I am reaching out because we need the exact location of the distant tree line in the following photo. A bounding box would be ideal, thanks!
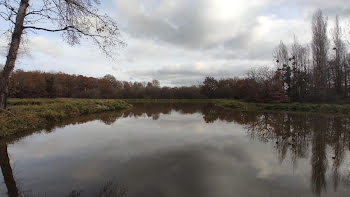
[4,70,203,99]
[1,10,349,103]
[0,68,293,102]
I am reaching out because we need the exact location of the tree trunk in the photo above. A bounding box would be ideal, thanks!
[0,0,29,109]
[0,143,19,197]
[345,63,348,98]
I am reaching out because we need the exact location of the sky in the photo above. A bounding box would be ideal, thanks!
[0,0,350,86]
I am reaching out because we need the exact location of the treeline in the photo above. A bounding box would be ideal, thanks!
[2,10,350,103]
[3,69,290,102]
[6,70,203,99]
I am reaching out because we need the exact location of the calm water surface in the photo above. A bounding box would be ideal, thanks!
[1,103,350,197]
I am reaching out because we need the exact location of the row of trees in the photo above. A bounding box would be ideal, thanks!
[6,70,203,99]
[273,10,350,102]
[200,72,289,103]
[3,69,290,102]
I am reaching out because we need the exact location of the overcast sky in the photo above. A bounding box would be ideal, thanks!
[0,0,350,86]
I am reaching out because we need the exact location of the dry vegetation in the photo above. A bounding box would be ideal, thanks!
[0,98,131,137]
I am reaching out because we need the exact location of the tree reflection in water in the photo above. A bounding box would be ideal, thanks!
[0,143,128,197]
[0,142,128,197]
[1,103,350,196]
[126,104,350,196]
[0,142,18,197]
[198,106,350,197]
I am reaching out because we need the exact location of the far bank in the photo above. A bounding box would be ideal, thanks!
[125,99,350,115]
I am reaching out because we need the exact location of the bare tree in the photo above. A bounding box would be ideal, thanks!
[0,0,125,109]
[273,41,289,69]
[331,15,346,96]
[274,41,292,96]
[290,36,311,101]
[246,66,275,83]
[345,54,350,97]
[152,79,160,88]
[311,9,329,100]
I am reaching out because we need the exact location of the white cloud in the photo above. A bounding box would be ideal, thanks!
[29,36,63,57]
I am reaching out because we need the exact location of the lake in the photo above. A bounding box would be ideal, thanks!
[1,103,350,197]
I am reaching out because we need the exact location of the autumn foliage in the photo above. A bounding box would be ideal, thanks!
[1,69,291,103]
[5,70,203,100]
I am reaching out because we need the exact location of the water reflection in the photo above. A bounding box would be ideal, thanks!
[0,143,19,197]
[1,103,350,196]
[239,112,350,197]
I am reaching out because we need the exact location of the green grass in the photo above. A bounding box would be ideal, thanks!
[123,99,217,104]
[0,98,131,138]
[124,99,350,115]
[216,100,350,115]
[122,99,350,115]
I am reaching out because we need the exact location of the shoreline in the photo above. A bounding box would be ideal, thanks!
[125,99,350,115]
[2,98,350,138]
[216,100,350,115]
[0,98,131,138]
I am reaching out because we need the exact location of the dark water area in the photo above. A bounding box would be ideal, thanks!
[1,103,350,197]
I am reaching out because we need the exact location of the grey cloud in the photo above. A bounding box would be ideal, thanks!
[114,0,268,49]
[114,0,350,52]
[115,0,201,47]
[127,61,261,86]
[293,0,350,11]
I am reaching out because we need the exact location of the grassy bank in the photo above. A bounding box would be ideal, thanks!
[124,99,350,115]
[216,100,350,115]
[123,99,216,104]
[0,98,131,138]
